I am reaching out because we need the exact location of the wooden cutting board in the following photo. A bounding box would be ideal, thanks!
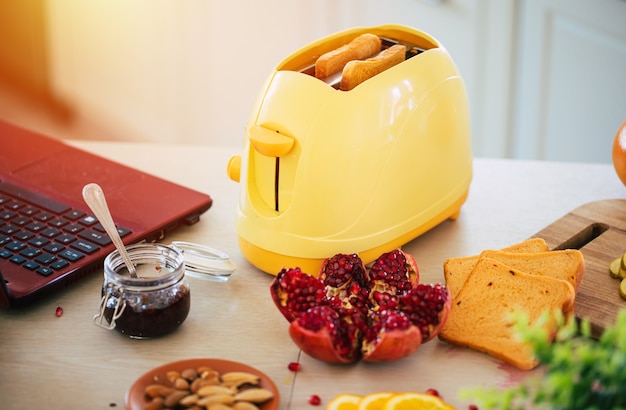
[530,199,626,338]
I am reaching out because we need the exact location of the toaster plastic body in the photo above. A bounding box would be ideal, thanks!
[227,24,473,275]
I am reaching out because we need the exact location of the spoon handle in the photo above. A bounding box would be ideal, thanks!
[82,183,137,278]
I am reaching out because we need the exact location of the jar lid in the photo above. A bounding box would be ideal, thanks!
[172,241,236,282]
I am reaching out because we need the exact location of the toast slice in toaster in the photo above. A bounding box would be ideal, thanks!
[340,44,406,91]
[314,33,382,79]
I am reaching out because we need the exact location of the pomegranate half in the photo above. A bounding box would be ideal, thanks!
[270,249,451,363]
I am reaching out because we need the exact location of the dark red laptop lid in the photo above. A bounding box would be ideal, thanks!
[0,119,213,306]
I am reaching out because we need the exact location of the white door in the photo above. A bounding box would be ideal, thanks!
[511,0,626,163]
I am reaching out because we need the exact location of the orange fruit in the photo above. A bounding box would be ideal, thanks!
[383,392,455,410]
[612,121,626,186]
[358,392,394,410]
[326,394,362,410]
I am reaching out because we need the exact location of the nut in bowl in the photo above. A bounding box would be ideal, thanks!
[125,358,279,410]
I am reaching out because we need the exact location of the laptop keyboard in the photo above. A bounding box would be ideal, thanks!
[0,181,131,277]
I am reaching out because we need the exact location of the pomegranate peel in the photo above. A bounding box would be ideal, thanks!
[361,310,423,362]
[288,306,360,364]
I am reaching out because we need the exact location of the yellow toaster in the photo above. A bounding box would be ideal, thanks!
[227,24,472,275]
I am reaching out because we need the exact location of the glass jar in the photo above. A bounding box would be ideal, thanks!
[94,243,191,338]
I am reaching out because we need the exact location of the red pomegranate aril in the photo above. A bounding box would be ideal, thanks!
[308,394,322,405]
[344,282,369,309]
[271,267,327,322]
[300,306,337,332]
[400,283,450,342]
[288,362,301,372]
[370,290,399,311]
[425,388,440,397]
[319,253,367,298]
[55,306,63,317]
[366,311,402,339]
[367,249,419,295]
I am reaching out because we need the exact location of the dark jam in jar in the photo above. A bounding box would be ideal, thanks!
[103,283,190,338]
[96,244,191,338]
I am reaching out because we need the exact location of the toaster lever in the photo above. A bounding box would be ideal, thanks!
[249,125,294,157]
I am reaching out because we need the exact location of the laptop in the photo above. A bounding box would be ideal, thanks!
[0,119,213,307]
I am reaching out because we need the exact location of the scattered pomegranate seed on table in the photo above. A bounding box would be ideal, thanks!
[55,306,63,317]
[425,388,440,397]
[288,362,301,372]
[308,394,322,405]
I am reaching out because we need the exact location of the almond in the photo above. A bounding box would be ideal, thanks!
[221,371,260,388]
[234,388,274,403]
[233,402,260,410]
[181,368,198,381]
[144,384,163,398]
[157,386,175,397]
[164,390,188,408]
[174,377,190,390]
[179,393,199,407]
[166,370,180,382]
[196,393,235,406]
[197,385,235,397]
[144,397,164,410]
[210,404,237,410]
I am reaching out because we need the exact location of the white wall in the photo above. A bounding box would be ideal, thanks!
[45,1,349,146]
[45,0,495,149]
[40,0,626,163]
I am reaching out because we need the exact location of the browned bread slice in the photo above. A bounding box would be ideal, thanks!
[339,44,406,91]
[438,257,575,370]
[444,238,550,298]
[314,33,382,79]
[479,249,585,291]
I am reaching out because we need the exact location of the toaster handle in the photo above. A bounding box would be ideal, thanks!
[249,125,294,157]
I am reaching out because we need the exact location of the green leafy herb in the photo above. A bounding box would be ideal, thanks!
[461,309,626,410]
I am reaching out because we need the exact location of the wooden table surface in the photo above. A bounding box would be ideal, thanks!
[0,140,624,410]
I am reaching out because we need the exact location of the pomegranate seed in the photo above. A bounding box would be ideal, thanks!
[308,394,322,405]
[288,362,301,372]
[55,306,63,317]
[425,388,440,397]
[468,405,479,410]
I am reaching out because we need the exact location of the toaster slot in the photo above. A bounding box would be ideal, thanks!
[257,155,292,213]
[300,37,426,89]
[247,125,296,214]
[274,157,280,212]
[381,37,426,59]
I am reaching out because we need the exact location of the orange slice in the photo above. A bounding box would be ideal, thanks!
[358,392,394,410]
[326,393,362,410]
[384,392,455,410]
